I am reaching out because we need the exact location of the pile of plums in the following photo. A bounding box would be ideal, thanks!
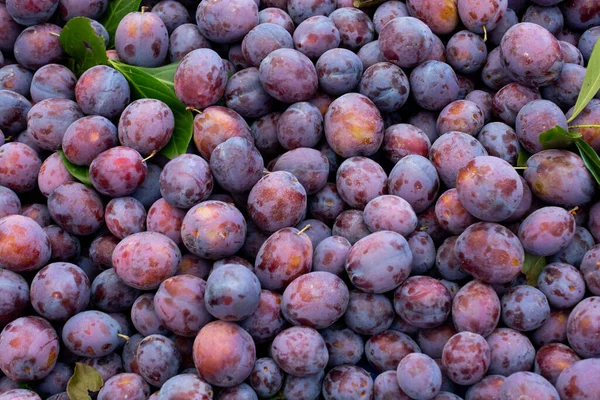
[0,0,599,399]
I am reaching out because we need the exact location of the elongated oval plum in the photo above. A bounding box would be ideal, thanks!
[255,227,312,291]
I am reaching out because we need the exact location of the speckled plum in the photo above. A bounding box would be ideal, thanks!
[321,327,363,368]
[322,365,373,400]
[379,17,434,68]
[239,290,286,344]
[47,182,104,236]
[458,0,506,33]
[104,197,146,239]
[174,49,227,110]
[247,171,307,234]
[293,16,340,59]
[441,332,490,385]
[224,67,275,119]
[519,207,576,257]
[192,106,253,160]
[516,99,568,154]
[524,150,596,207]
[62,116,118,166]
[259,48,318,103]
[13,24,63,70]
[193,321,256,386]
[452,280,500,337]
[159,154,213,209]
[75,65,130,119]
[154,274,212,336]
[112,231,181,290]
[0,316,59,381]
[271,326,328,377]
[365,330,420,372]
[359,62,410,113]
[115,11,168,67]
[282,271,348,329]
[486,328,536,376]
[500,22,564,87]
[431,131,488,188]
[329,7,375,50]
[363,195,417,236]
[242,23,293,67]
[0,142,40,193]
[437,100,485,136]
[254,227,312,291]
[324,92,384,158]
[566,296,600,358]
[555,358,600,400]
[534,343,581,385]
[277,102,323,150]
[455,155,523,222]
[409,61,460,111]
[346,231,412,293]
[196,0,258,44]
[455,222,524,284]
[394,276,452,328]
[0,90,30,136]
[62,310,120,358]
[502,285,551,331]
[181,201,246,260]
[344,291,394,335]
[30,262,90,321]
[0,269,29,326]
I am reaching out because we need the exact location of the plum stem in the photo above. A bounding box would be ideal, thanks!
[297,224,311,235]
[142,150,157,162]
[482,26,487,42]
[263,169,271,175]
[419,226,428,231]
[186,106,202,114]
[569,206,579,215]
[514,166,528,170]
[570,124,600,129]
[117,334,130,343]
[141,6,149,14]
[49,32,60,37]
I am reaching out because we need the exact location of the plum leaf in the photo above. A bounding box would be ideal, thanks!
[67,362,103,400]
[568,39,600,123]
[132,62,180,91]
[575,138,600,185]
[522,253,547,287]
[517,148,531,167]
[59,17,109,76]
[538,125,581,150]
[57,151,92,186]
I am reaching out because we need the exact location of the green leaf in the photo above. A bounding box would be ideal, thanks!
[538,125,581,149]
[109,60,193,159]
[568,39,600,123]
[67,363,103,400]
[99,0,142,48]
[59,17,109,76]
[266,392,286,400]
[133,62,180,91]
[517,148,531,167]
[521,254,547,287]
[57,151,92,186]
[353,0,386,7]
[575,139,600,186]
